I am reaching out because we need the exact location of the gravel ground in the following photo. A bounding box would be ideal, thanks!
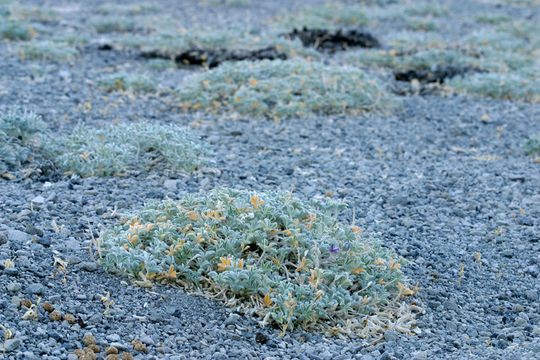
[1,0,539,359]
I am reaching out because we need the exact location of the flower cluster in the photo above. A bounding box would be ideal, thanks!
[98,188,412,336]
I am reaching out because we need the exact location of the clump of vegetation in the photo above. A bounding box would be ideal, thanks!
[402,2,448,17]
[18,40,78,61]
[47,122,207,177]
[97,72,158,93]
[475,13,512,25]
[446,71,540,103]
[0,19,33,40]
[92,16,138,33]
[208,0,252,6]
[176,58,396,119]
[384,31,444,52]
[11,5,58,22]
[145,58,176,71]
[98,188,416,336]
[96,3,161,15]
[523,136,540,157]
[275,3,369,29]
[406,18,439,31]
[117,26,319,61]
[0,108,47,173]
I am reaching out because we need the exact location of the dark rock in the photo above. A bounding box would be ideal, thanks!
[139,50,172,60]
[25,224,43,237]
[37,235,51,247]
[98,43,114,51]
[166,305,182,317]
[516,217,534,226]
[79,262,98,272]
[394,65,482,84]
[174,46,287,68]
[255,332,268,344]
[285,27,380,52]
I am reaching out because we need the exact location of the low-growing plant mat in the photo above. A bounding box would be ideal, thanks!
[97,71,158,93]
[346,23,540,101]
[524,136,540,158]
[97,188,419,337]
[112,26,320,62]
[176,58,397,119]
[445,71,540,103]
[46,121,207,177]
[274,3,369,30]
[17,40,78,61]
[0,108,47,173]
[0,18,33,41]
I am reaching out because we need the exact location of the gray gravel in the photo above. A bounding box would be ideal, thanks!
[1,0,539,359]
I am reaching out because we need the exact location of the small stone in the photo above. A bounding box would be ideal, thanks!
[37,235,51,247]
[4,338,21,352]
[31,195,45,206]
[106,334,121,342]
[224,313,241,326]
[106,346,119,355]
[120,352,134,360]
[42,302,54,313]
[106,355,119,360]
[412,350,428,360]
[27,283,45,295]
[384,330,399,342]
[79,262,98,272]
[512,304,524,313]
[64,313,76,324]
[524,289,538,301]
[49,310,62,321]
[25,224,43,237]
[0,232,7,245]
[8,229,32,244]
[140,335,155,346]
[7,282,22,292]
[5,268,18,276]
[59,70,72,80]
[131,339,147,353]
[443,300,459,311]
[83,334,97,346]
[163,179,178,191]
[255,332,268,344]
[109,342,126,351]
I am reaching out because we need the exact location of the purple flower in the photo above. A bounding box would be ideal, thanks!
[330,244,339,253]
[345,240,350,251]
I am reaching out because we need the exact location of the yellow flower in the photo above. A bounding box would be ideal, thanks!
[250,195,264,210]
[187,211,199,221]
[196,233,204,243]
[389,258,401,270]
[218,257,232,272]
[351,268,365,274]
[398,282,414,296]
[296,256,307,272]
[263,293,273,307]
